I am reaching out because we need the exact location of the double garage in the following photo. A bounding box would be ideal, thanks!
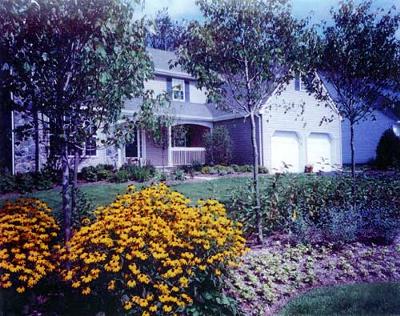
[267,131,338,173]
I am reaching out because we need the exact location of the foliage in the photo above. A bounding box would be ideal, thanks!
[119,164,156,182]
[0,0,154,242]
[79,165,114,183]
[308,0,400,176]
[171,168,186,181]
[227,174,400,239]
[59,184,247,315]
[0,170,55,194]
[375,128,400,169]
[176,0,309,243]
[203,126,232,165]
[0,199,59,294]
[146,8,183,51]
[110,169,131,183]
[227,241,400,315]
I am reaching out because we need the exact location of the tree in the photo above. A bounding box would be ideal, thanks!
[147,8,183,51]
[0,0,153,243]
[309,0,400,177]
[176,0,307,243]
[203,126,232,165]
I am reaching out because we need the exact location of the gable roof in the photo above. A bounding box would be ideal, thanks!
[147,48,194,80]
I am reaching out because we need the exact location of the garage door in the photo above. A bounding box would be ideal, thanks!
[271,131,300,172]
[307,133,332,172]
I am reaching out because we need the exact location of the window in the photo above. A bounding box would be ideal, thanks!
[294,72,308,92]
[172,79,185,101]
[85,137,97,156]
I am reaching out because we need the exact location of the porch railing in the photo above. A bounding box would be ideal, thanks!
[171,147,206,166]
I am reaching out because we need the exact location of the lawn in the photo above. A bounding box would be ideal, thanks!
[0,176,254,211]
[279,283,400,316]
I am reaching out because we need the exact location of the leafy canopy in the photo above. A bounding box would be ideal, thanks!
[176,0,309,114]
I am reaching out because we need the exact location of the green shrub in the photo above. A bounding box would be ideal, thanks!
[201,166,211,174]
[0,173,16,193]
[227,174,400,241]
[203,126,232,165]
[375,128,400,169]
[172,168,186,181]
[259,166,269,174]
[80,164,114,182]
[14,173,35,193]
[238,165,252,173]
[120,164,155,182]
[110,169,130,183]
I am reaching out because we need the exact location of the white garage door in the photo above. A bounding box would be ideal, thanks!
[307,133,332,172]
[271,131,300,172]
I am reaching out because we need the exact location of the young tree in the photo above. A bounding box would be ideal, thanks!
[176,0,307,243]
[147,8,183,51]
[309,0,400,177]
[0,0,153,242]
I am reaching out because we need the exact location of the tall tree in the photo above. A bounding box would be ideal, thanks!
[176,0,307,243]
[0,0,153,242]
[309,0,400,176]
[146,8,183,51]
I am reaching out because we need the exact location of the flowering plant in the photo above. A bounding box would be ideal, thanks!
[59,184,247,315]
[0,199,59,293]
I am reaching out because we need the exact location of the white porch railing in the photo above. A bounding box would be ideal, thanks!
[171,147,206,166]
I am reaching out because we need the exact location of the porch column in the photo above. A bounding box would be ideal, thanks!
[167,126,173,167]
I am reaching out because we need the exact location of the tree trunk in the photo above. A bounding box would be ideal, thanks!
[71,150,79,215]
[33,110,40,173]
[61,143,72,244]
[350,122,356,177]
[249,113,263,244]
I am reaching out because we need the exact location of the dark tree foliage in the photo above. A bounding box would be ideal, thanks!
[146,8,183,51]
[375,128,400,170]
[0,0,153,242]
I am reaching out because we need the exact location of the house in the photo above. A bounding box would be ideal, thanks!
[5,48,343,174]
[341,109,399,165]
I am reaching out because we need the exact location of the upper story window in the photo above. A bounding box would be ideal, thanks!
[172,78,185,101]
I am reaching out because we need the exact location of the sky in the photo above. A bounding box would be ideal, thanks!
[140,0,399,23]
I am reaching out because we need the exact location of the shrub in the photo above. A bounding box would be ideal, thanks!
[172,168,186,181]
[80,166,99,182]
[59,184,247,315]
[375,128,400,169]
[0,199,59,294]
[227,174,400,240]
[258,166,269,174]
[120,164,155,182]
[238,165,252,173]
[110,169,130,183]
[201,166,211,174]
[203,126,232,165]
[80,165,114,182]
[0,173,16,193]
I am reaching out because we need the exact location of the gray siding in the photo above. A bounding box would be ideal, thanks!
[215,117,261,165]
[342,110,396,164]
[144,133,168,167]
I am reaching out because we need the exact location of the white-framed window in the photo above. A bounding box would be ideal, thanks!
[295,72,308,92]
[172,78,185,101]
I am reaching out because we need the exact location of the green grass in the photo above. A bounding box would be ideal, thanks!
[280,283,400,316]
[0,177,256,212]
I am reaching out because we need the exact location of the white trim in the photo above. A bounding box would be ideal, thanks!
[167,126,172,167]
[141,129,147,161]
[154,68,194,80]
[11,110,15,175]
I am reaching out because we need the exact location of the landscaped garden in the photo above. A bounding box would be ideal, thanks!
[1,172,400,315]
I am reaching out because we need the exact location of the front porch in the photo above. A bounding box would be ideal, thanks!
[167,124,210,166]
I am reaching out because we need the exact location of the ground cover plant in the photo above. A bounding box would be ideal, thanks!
[226,239,400,315]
